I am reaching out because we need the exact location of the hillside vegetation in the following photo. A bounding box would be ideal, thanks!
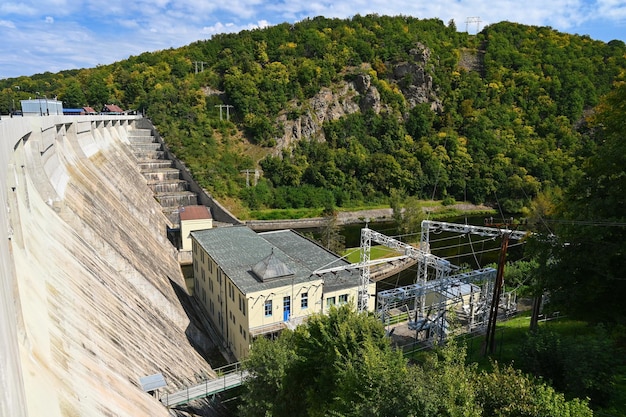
[1,16,625,216]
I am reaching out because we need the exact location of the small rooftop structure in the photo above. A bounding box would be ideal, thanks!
[102,104,124,114]
[20,98,63,116]
[139,373,166,392]
[179,205,212,222]
[252,248,294,281]
[180,205,213,252]
[63,108,85,115]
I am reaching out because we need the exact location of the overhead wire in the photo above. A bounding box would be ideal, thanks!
[467,232,482,269]
[437,241,526,260]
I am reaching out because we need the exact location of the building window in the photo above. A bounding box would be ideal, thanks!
[326,296,336,308]
[243,330,247,340]
[201,250,204,263]
[201,269,205,281]
[239,324,243,334]
[301,292,308,309]
[264,299,273,317]
[208,259,213,273]
[339,294,348,305]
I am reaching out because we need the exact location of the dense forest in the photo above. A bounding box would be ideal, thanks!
[2,15,625,216]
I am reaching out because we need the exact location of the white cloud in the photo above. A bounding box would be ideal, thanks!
[45,16,54,24]
[201,22,236,35]
[0,19,16,29]
[596,0,626,19]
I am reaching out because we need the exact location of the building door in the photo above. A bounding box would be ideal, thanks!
[283,296,291,321]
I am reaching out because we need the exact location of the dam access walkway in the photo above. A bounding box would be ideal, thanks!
[160,362,247,407]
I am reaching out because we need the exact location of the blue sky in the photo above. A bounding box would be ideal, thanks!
[1,0,625,79]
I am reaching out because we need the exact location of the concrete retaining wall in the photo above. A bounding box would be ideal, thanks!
[137,118,242,226]
[1,115,215,417]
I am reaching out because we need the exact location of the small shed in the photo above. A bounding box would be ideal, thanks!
[180,205,213,251]
[102,104,124,114]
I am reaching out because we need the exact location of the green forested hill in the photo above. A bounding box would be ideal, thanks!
[2,15,625,215]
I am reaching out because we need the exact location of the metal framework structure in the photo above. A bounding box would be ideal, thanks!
[377,268,497,340]
[314,220,529,344]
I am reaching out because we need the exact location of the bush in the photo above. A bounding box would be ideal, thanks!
[517,326,619,407]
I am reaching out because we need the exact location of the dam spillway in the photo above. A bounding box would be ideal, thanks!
[0,115,215,417]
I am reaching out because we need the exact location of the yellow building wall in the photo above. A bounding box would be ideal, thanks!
[182,218,213,251]
[322,282,376,314]
[192,240,375,361]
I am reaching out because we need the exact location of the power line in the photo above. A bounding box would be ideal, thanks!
[542,219,626,227]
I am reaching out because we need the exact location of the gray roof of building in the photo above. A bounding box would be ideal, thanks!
[190,226,360,295]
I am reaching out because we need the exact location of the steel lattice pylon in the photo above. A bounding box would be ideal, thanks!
[314,221,528,345]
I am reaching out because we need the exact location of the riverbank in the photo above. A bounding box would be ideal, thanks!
[245,203,496,231]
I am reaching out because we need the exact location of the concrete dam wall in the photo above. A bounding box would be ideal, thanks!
[1,115,215,417]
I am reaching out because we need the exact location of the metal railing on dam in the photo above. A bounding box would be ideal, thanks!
[161,362,247,407]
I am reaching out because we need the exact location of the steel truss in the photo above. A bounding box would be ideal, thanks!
[377,268,497,340]
[313,220,527,344]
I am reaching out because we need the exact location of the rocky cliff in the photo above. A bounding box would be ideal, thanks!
[275,43,441,153]
[1,116,215,417]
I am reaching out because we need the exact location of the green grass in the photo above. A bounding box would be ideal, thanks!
[342,245,403,263]
[248,204,391,220]
[461,313,598,369]
[247,201,497,221]
[248,207,327,220]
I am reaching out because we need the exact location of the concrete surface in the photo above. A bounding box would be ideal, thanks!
[1,115,215,417]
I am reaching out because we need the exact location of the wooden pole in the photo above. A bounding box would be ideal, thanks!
[484,231,510,355]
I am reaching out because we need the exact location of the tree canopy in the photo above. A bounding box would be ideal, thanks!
[240,305,593,417]
[527,81,626,323]
[2,16,625,215]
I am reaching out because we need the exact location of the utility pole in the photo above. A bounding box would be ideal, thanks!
[192,61,208,74]
[465,17,482,34]
[483,217,515,356]
[240,169,258,187]
[215,104,234,121]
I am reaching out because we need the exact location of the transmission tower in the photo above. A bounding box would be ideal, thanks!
[465,17,482,34]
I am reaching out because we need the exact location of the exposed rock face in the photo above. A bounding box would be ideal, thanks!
[1,116,215,417]
[276,83,362,152]
[275,43,440,152]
